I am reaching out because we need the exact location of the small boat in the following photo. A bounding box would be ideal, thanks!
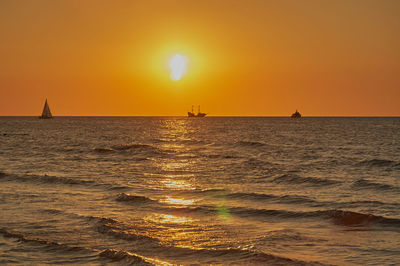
[39,99,53,119]
[188,105,207,117]
[291,110,301,118]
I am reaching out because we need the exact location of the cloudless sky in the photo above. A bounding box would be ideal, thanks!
[1,0,399,116]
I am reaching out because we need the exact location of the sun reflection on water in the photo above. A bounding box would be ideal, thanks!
[147,213,195,224]
[160,178,196,190]
[161,196,195,206]
[143,118,228,250]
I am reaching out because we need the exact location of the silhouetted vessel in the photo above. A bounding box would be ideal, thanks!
[291,110,301,118]
[39,99,53,119]
[188,105,206,117]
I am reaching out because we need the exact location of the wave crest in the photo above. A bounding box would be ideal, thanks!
[352,179,399,192]
[99,249,152,265]
[235,141,266,147]
[116,193,155,203]
[0,227,87,252]
[272,174,340,186]
[227,192,317,205]
[357,159,400,168]
[96,217,158,243]
[0,172,94,185]
[229,207,400,228]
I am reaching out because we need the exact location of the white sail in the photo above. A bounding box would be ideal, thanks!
[40,99,53,119]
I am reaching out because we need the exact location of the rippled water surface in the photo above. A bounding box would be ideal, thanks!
[1,117,399,265]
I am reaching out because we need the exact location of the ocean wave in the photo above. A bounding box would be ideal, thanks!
[111,143,154,151]
[338,200,400,209]
[116,193,155,204]
[93,147,114,153]
[177,247,314,265]
[88,214,323,264]
[229,207,400,228]
[357,159,400,168]
[94,218,318,265]
[102,198,400,229]
[323,210,377,226]
[93,143,175,158]
[352,179,399,192]
[99,249,152,265]
[1,133,29,137]
[272,174,340,186]
[226,192,317,205]
[97,237,316,265]
[198,188,228,194]
[0,227,88,253]
[322,210,400,227]
[95,217,159,244]
[0,227,154,264]
[258,229,324,245]
[235,141,267,147]
[202,153,241,159]
[0,172,129,191]
[0,172,95,185]
[193,190,400,209]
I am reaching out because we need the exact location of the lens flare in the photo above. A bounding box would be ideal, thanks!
[169,54,187,81]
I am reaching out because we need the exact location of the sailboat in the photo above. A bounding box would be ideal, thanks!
[39,99,53,119]
[188,105,206,117]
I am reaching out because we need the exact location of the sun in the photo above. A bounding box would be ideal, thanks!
[169,54,188,81]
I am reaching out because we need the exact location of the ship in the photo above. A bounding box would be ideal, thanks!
[39,99,53,119]
[188,105,206,117]
[291,109,301,118]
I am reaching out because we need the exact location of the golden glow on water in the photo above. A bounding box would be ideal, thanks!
[160,161,192,171]
[147,213,195,224]
[161,196,195,206]
[160,178,196,190]
[160,143,185,151]
[144,213,223,251]
[143,117,233,251]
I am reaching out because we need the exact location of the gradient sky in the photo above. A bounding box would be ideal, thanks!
[1,0,399,116]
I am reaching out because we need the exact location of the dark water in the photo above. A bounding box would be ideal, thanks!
[0,117,399,265]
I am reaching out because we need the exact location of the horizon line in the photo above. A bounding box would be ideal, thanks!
[1,115,399,118]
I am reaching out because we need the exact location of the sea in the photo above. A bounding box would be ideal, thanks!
[0,116,399,265]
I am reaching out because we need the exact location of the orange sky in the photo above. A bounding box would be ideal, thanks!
[1,0,399,116]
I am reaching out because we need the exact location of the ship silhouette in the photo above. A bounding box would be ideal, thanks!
[188,105,206,117]
[291,109,301,118]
